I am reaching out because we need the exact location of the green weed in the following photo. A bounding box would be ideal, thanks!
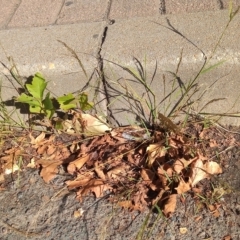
[16,72,93,121]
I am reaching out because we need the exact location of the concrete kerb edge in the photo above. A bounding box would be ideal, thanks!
[0,10,239,125]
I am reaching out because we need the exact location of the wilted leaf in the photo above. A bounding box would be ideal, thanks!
[173,157,195,173]
[73,209,84,218]
[81,114,111,135]
[141,169,155,182]
[46,145,57,155]
[38,160,60,183]
[208,204,220,217]
[223,235,232,240]
[27,158,36,168]
[179,227,188,234]
[30,132,46,145]
[37,144,48,154]
[66,174,93,190]
[194,216,202,222]
[118,200,134,209]
[0,174,4,182]
[146,142,166,167]
[67,154,89,174]
[205,161,222,175]
[175,178,191,194]
[77,179,112,199]
[189,159,205,186]
[107,166,128,179]
[190,160,222,186]
[94,163,106,181]
[163,194,177,216]
[158,112,180,134]
[157,165,173,190]
[5,163,20,175]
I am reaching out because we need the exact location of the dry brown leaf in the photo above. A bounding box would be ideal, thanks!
[194,216,202,222]
[37,144,48,154]
[223,235,232,240]
[81,114,111,136]
[66,174,93,190]
[175,178,191,194]
[30,132,46,145]
[0,174,5,182]
[73,209,84,218]
[208,204,221,217]
[141,169,157,190]
[147,143,166,167]
[118,200,142,211]
[205,161,222,175]
[38,160,61,183]
[46,145,57,155]
[67,154,89,174]
[118,200,134,209]
[163,194,177,216]
[27,158,36,168]
[77,179,112,199]
[5,163,20,175]
[141,169,155,182]
[173,157,197,174]
[158,112,180,134]
[179,227,188,234]
[70,142,80,153]
[157,165,173,190]
[107,165,129,179]
[1,149,23,175]
[190,160,222,186]
[209,139,218,147]
[94,163,106,181]
[189,159,205,186]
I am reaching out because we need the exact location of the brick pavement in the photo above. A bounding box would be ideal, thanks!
[0,0,239,30]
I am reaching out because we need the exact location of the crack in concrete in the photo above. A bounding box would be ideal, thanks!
[95,0,119,126]
[216,0,224,10]
[159,0,166,14]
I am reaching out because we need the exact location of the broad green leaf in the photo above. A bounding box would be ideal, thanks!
[17,93,42,107]
[79,93,93,111]
[29,105,42,114]
[57,93,75,104]
[57,93,76,110]
[26,73,47,100]
[60,103,77,110]
[43,92,55,118]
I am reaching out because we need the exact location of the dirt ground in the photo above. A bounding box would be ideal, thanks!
[0,124,240,240]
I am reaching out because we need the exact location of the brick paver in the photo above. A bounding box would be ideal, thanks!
[57,0,109,24]
[0,0,21,29]
[8,0,64,28]
[109,0,159,19]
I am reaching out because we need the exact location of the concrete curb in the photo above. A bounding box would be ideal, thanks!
[0,9,240,125]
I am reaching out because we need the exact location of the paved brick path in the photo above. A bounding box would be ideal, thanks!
[0,0,239,29]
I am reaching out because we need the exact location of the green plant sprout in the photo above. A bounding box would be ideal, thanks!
[17,72,93,119]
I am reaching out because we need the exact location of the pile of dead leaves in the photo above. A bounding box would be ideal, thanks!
[0,111,224,216]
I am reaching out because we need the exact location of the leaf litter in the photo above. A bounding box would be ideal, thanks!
[0,110,233,217]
